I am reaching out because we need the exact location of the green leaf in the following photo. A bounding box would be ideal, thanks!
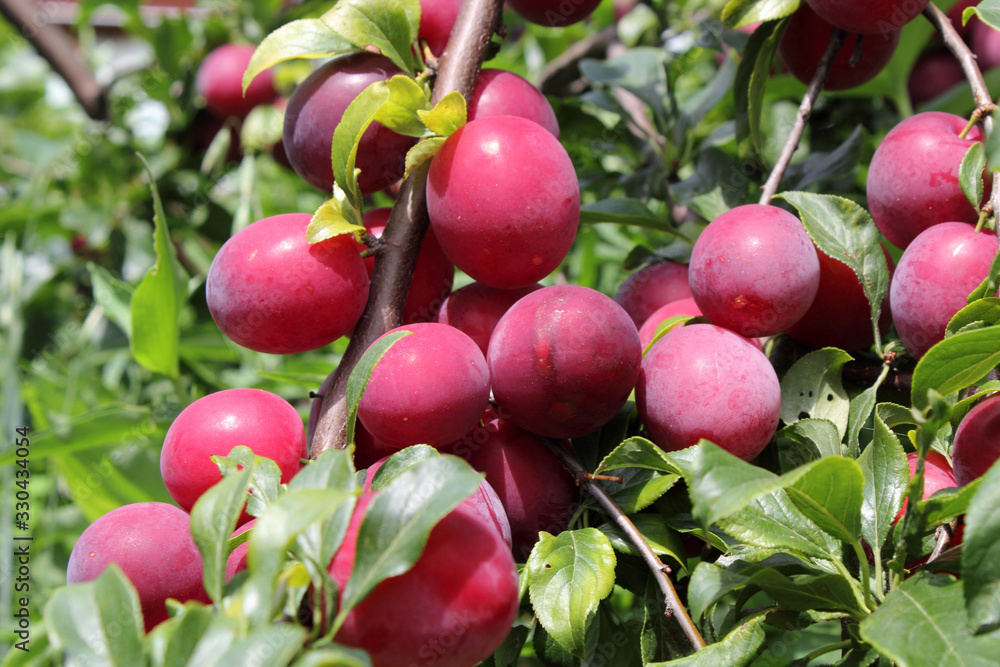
[911,326,1000,411]
[212,446,283,519]
[720,492,841,561]
[526,528,617,658]
[243,20,354,94]
[780,347,853,438]
[147,604,235,667]
[776,418,843,467]
[734,19,789,154]
[967,1,1000,36]
[403,136,445,180]
[967,246,1000,304]
[857,412,908,557]
[416,90,467,137]
[722,0,801,28]
[191,466,254,602]
[240,103,284,152]
[784,456,865,544]
[216,625,308,665]
[690,440,782,527]
[580,199,694,239]
[960,141,987,211]
[88,263,134,336]
[778,193,891,348]
[919,476,982,527]
[338,455,482,621]
[131,155,188,378]
[321,0,419,75]
[963,459,1000,633]
[45,566,144,666]
[597,515,687,571]
[643,315,699,355]
[599,466,680,514]
[595,437,686,476]
[860,573,1000,666]
[947,298,1000,335]
[291,646,373,667]
[374,75,432,137]
[331,80,392,212]
[307,190,367,244]
[369,444,438,490]
[481,625,531,667]
[647,615,766,666]
[752,569,867,617]
[344,330,411,447]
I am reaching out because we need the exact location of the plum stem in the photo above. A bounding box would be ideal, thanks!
[923,2,996,119]
[310,0,504,458]
[539,437,708,653]
[758,28,846,206]
[0,0,108,120]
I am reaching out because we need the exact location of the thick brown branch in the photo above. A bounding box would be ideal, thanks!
[0,0,107,120]
[539,438,707,653]
[310,0,504,457]
[758,29,846,206]
[924,2,995,114]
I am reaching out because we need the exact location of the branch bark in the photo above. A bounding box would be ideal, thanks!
[0,0,107,120]
[758,28,845,205]
[539,437,707,653]
[310,0,504,458]
[924,2,995,116]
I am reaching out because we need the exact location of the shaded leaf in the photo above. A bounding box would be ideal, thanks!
[911,326,1000,411]
[857,413,908,557]
[780,347,852,437]
[190,466,254,602]
[960,141,987,211]
[596,437,686,476]
[344,330,411,447]
[321,0,419,74]
[403,136,445,179]
[647,616,766,666]
[962,459,1000,633]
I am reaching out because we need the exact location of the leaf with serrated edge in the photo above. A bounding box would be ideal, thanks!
[784,457,864,544]
[858,411,908,557]
[191,466,254,601]
[911,326,1000,411]
[307,191,367,244]
[597,514,687,571]
[375,75,432,137]
[646,615,766,667]
[691,440,782,527]
[595,437,685,475]
[962,459,1000,633]
[243,19,353,94]
[778,193,890,344]
[403,137,445,180]
[780,347,852,438]
[212,446,283,518]
[948,298,1000,335]
[321,0,418,74]
[527,528,616,658]
[960,142,987,210]
[777,418,842,465]
[860,573,1000,666]
[720,491,841,561]
[344,330,411,447]
[417,91,467,137]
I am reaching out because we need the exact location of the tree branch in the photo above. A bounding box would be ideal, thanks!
[539,437,707,653]
[0,0,107,120]
[310,0,504,458]
[924,2,995,116]
[758,29,845,206]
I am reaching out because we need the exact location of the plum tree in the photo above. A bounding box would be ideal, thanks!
[488,285,641,438]
[779,5,900,91]
[358,323,490,448]
[361,207,454,324]
[786,246,893,352]
[688,204,820,337]
[446,408,579,561]
[434,281,542,356]
[638,297,703,350]
[506,0,603,27]
[427,115,580,289]
[468,69,560,137]
[636,323,781,461]
[418,0,462,57]
[196,43,276,119]
[613,260,692,328]
[804,0,929,34]
[159,388,307,518]
[867,112,986,249]
[953,394,1000,486]
[67,503,210,632]
[206,213,369,354]
[329,492,519,666]
[889,223,998,359]
[282,53,416,194]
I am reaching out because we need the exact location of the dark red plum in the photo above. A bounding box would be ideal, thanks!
[358,323,490,448]
[889,223,998,359]
[908,50,966,105]
[786,246,894,352]
[330,492,519,667]
[488,285,642,439]
[953,394,1000,486]
[506,0,603,26]
[435,282,543,356]
[361,207,454,324]
[779,5,900,90]
[468,69,560,138]
[971,20,1000,71]
[427,115,580,289]
[283,53,416,194]
[636,323,781,461]
[196,43,276,119]
[688,204,820,337]
[805,0,929,34]
[867,112,986,249]
[614,260,692,328]
[160,388,307,520]
[895,451,957,523]
[419,0,462,57]
[67,503,210,632]
[206,213,369,354]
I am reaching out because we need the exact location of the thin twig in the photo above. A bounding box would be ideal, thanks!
[540,437,707,652]
[758,29,846,206]
[0,0,107,120]
[926,521,957,564]
[310,0,504,457]
[924,2,995,115]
